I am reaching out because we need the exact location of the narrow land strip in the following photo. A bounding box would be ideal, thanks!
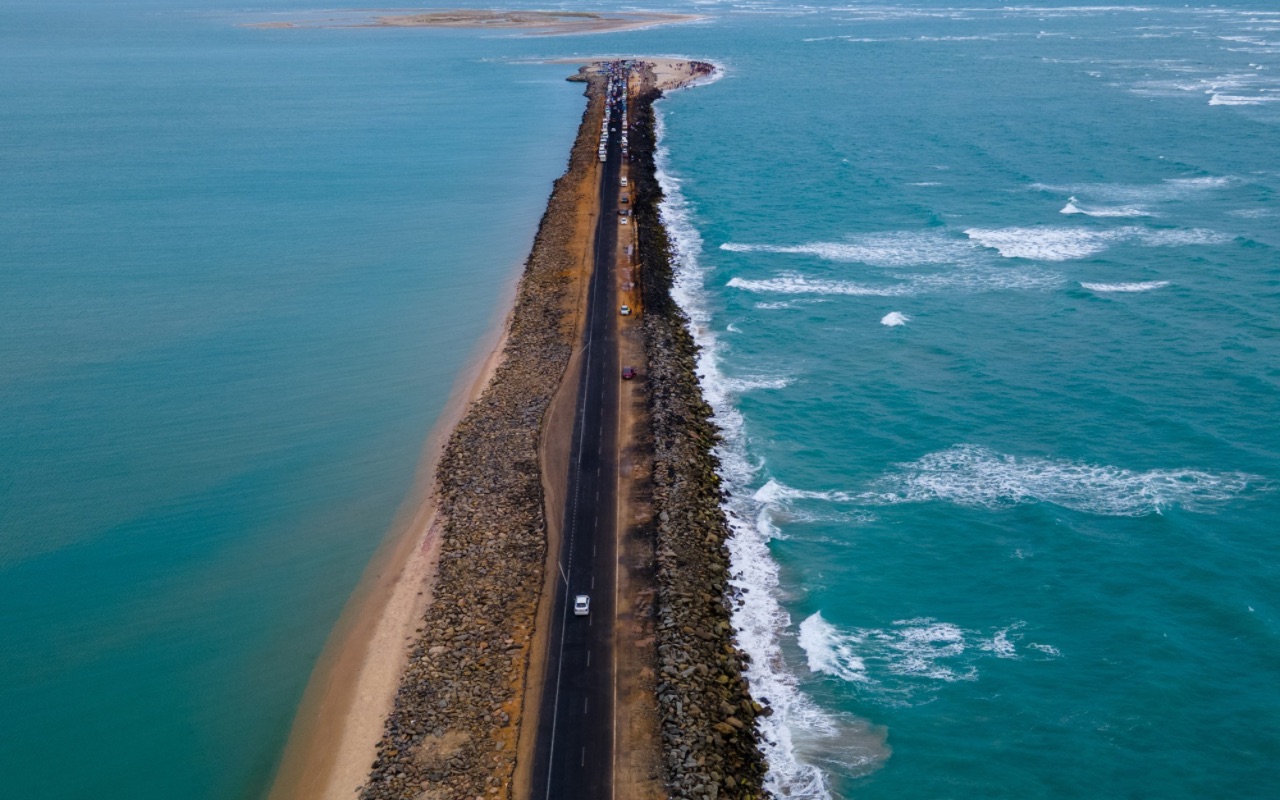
[246,10,705,36]
[349,73,606,800]
[629,64,772,800]
[271,57,767,800]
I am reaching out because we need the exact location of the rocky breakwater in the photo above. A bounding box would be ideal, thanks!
[629,81,771,800]
[359,74,606,800]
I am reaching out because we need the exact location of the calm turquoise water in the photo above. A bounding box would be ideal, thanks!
[648,3,1280,798]
[0,3,587,797]
[4,2,1278,798]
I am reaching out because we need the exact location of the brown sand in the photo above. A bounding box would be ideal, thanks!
[270,58,708,800]
[268,314,514,800]
[246,10,705,36]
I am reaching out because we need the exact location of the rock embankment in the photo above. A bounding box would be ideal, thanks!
[630,77,771,800]
[359,75,606,800]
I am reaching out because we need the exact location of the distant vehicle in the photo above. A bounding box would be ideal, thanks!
[620,216,628,225]
[621,366,636,380]
[621,194,629,204]
[620,176,628,187]
[574,595,591,616]
[620,304,631,315]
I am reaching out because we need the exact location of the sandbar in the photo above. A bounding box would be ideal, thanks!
[246,9,706,36]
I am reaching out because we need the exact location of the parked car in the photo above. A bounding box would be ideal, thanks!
[621,366,636,380]
[620,217,628,225]
[621,194,629,204]
[620,176,628,187]
[620,304,631,316]
[574,595,591,616]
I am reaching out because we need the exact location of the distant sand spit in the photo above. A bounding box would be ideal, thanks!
[247,9,705,36]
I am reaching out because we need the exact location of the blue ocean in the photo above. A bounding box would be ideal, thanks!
[2,2,1277,799]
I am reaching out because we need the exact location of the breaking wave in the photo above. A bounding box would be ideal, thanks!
[727,267,1062,297]
[798,613,1060,703]
[1060,196,1155,217]
[881,311,910,326]
[964,225,1230,260]
[1031,176,1238,203]
[1209,93,1280,106]
[860,445,1265,516]
[1080,280,1171,292]
[720,231,980,267]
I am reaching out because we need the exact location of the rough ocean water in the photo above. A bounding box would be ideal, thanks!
[2,1,1277,798]
[648,2,1280,798]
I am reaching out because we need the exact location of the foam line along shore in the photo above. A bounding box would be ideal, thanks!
[628,61,773,799]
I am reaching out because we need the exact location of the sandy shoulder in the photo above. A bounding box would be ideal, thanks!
[268,325,510,800]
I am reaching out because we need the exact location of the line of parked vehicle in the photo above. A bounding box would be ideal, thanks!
[599,61,632,162]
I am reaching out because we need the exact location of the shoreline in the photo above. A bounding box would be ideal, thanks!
[352,70,607,800]
[629,63,772,799]
[271,68,605,793]
[268,292,518,800]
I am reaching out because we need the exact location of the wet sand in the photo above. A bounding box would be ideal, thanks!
[268,317,514,800]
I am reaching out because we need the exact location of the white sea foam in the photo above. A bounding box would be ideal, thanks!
[1164,176,1237,189]
[729,275,908,296]
[1060,196,1155,217]
[965,225,1231,260]
[1080,280,1171,292]
[755,478,857,505]
[799,613,1059,702]
[963,227,1120,260]
[881,311,910,326]
[721,231,979,267]
[798,613,870,684]
[860,444,1264,516]
[723,375,793,393]
[1228,208,1272,218]
[753,298,829,310]
[1145,228,1233,247]
[728,268,1062,297]
[1031,176,1237,203]
[1209,93,1280,106]
[656,97,885,797]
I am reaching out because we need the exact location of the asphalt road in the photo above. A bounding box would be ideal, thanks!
[529,88,624,800]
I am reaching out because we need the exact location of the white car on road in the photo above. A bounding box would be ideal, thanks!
[574,595,591,616]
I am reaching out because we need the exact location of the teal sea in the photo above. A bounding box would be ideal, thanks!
[3,2,1278,799]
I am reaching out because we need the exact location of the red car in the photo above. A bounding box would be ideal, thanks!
[621,366,636,380]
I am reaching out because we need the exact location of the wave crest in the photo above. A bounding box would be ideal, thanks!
[862,445,1265,516]
[964,225,1229,260]
[1080,280,1170,292]
[720,232,978,267]
[1060,196,1155,218]
[799,613,1059,704]
[727,268,1062,297]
